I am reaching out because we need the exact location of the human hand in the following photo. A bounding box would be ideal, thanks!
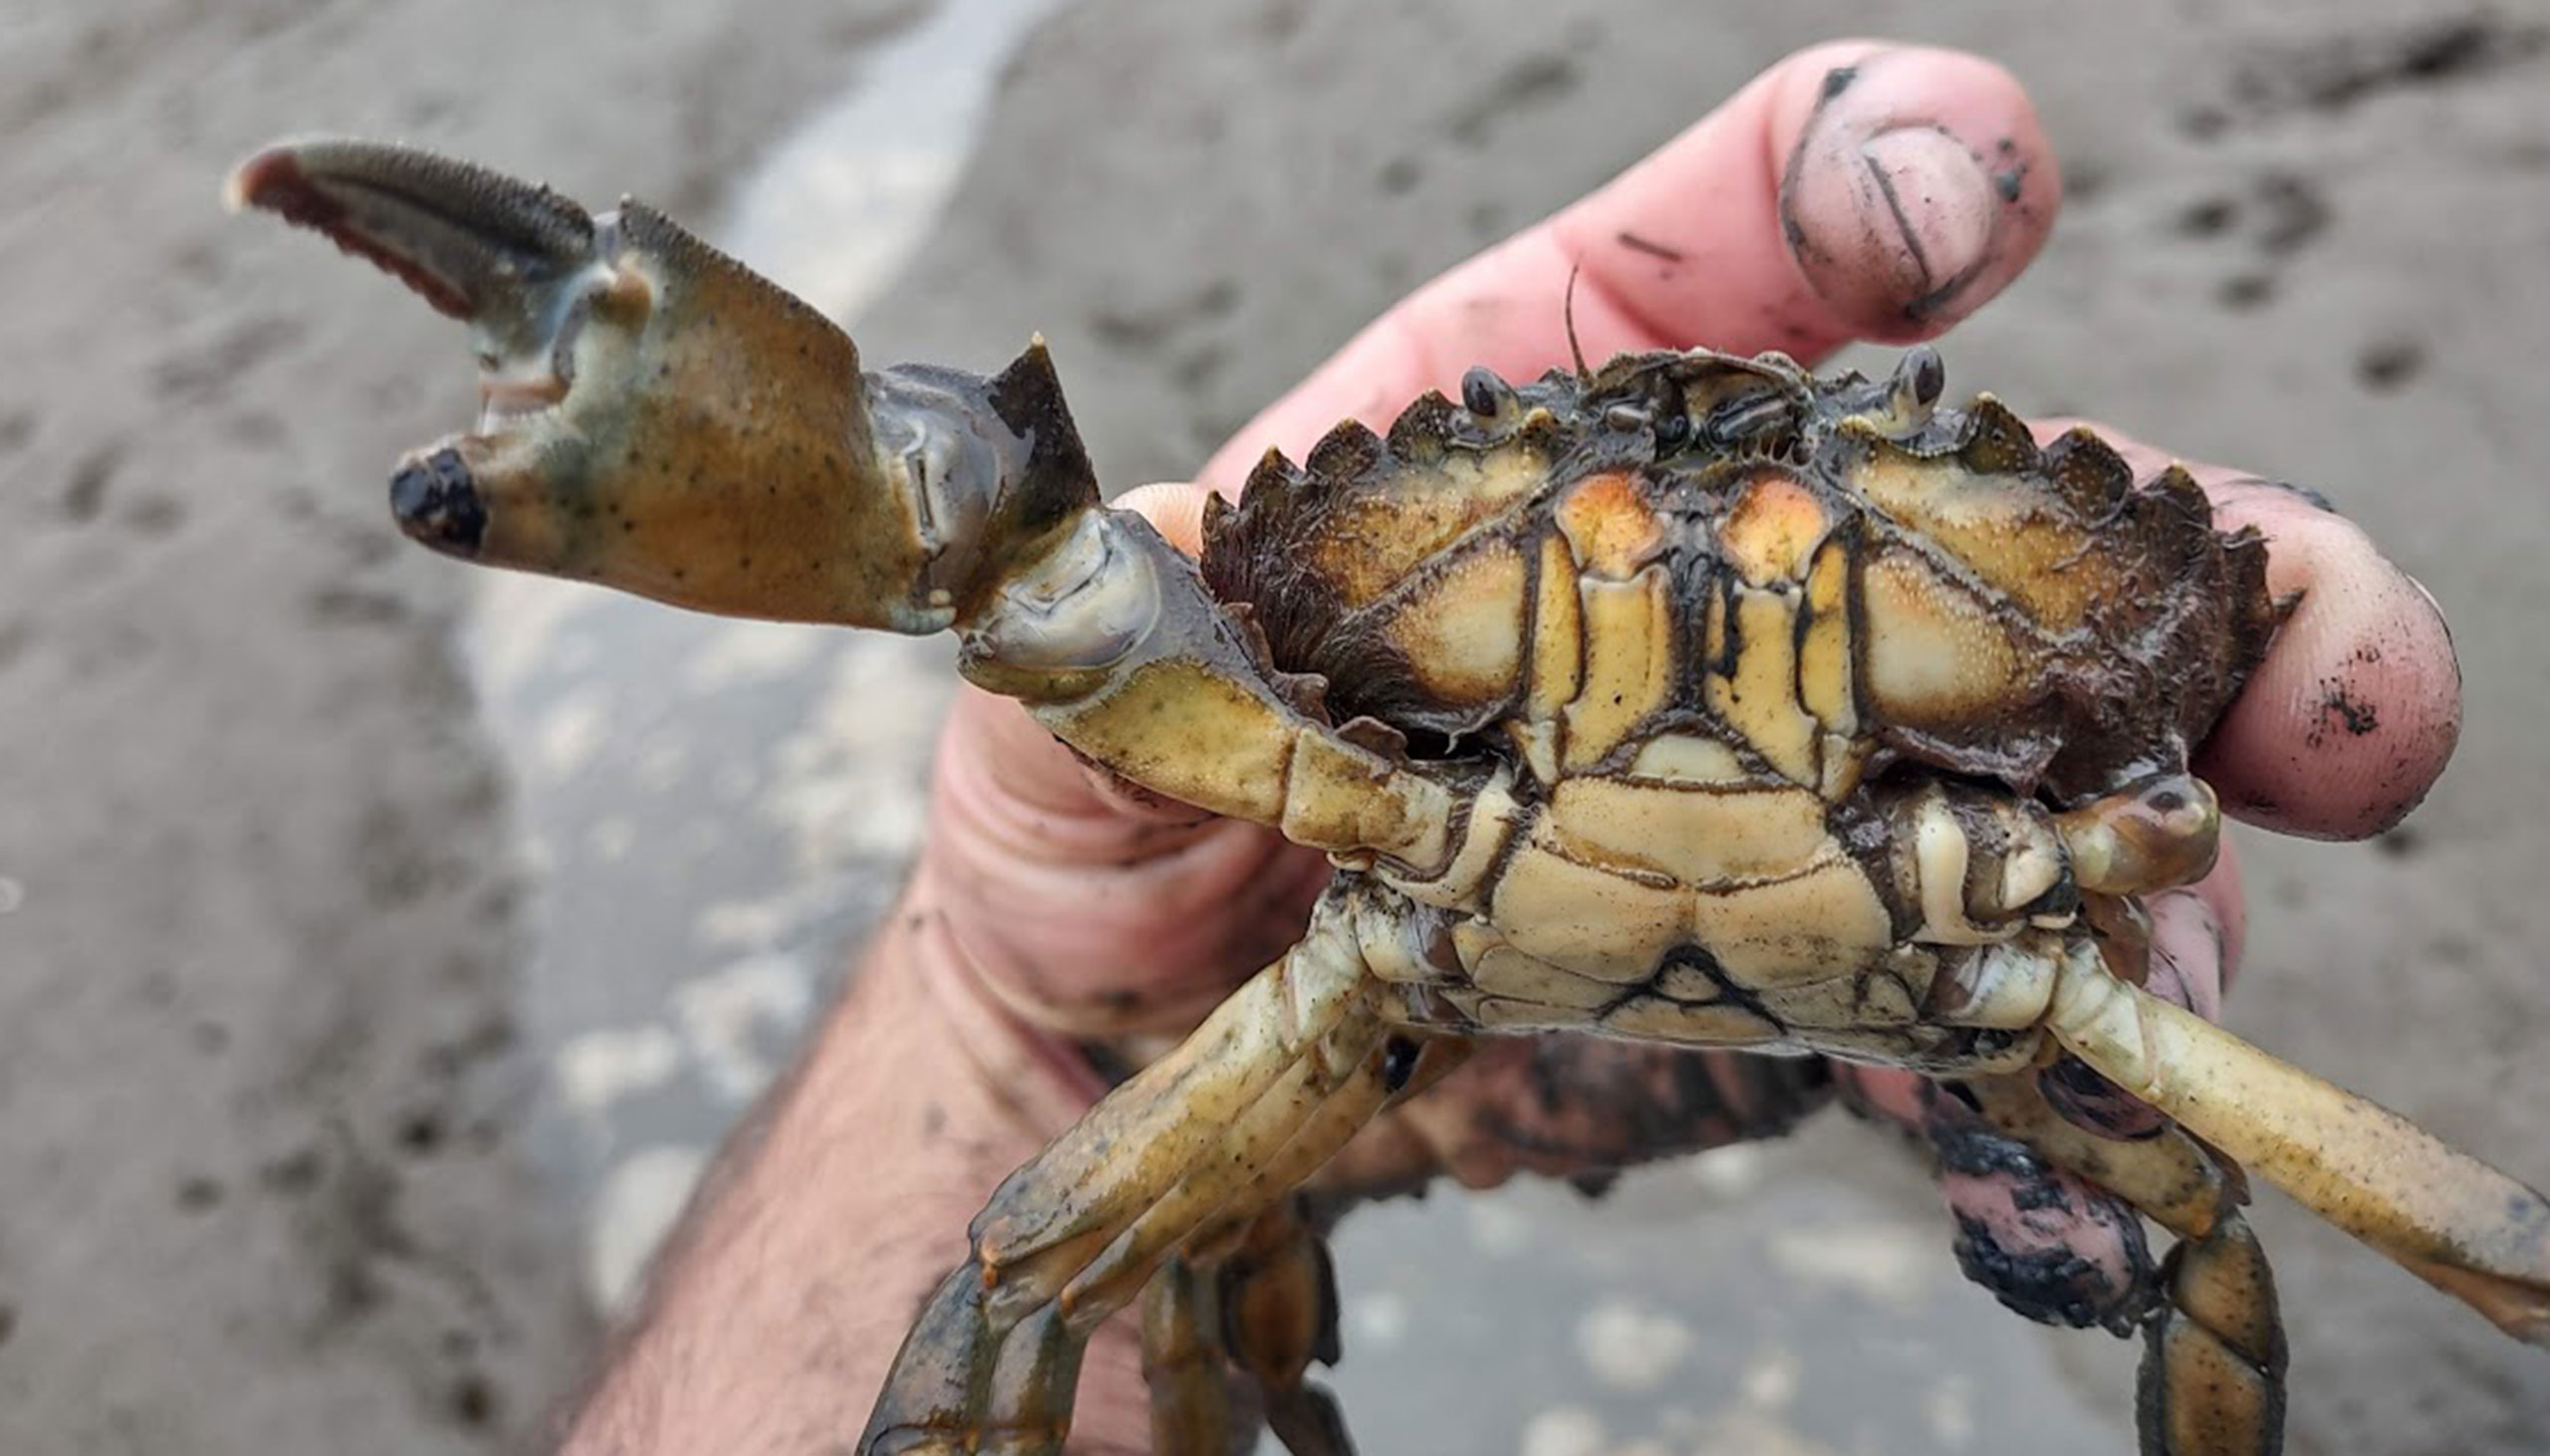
[871,34,2459,1440]
[918,37,2072,1141]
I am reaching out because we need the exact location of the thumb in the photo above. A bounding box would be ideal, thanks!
[1113,479,1217,553]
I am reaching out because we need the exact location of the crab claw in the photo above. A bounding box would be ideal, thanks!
[227,138,1096,633]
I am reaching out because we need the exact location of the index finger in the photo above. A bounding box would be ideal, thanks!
[1200,42,2061,490]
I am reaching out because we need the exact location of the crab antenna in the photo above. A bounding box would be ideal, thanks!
[1563,262,1590,383]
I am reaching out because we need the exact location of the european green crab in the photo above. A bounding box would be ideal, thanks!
[227,137,2550,1456]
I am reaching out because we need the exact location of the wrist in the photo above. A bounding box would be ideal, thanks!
[845,865,1115,1142]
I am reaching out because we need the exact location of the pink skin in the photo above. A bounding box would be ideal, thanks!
[561,44,2462,1456]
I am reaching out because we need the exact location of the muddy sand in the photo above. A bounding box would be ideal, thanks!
[3,3,2545,1452]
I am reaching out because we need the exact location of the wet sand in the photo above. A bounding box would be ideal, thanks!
[4,3,2546,1452]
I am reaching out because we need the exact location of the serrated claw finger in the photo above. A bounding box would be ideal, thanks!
[226,139,601,340]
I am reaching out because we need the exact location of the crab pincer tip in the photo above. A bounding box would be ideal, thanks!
[221,143,369,259]
[222,145,301,216]
[215,137,534,323]
[387,447,487,557]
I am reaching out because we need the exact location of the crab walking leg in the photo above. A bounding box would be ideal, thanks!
[864,1040,1393,1455]
[1148,1254,1244,1456]
[1213,1204,1360,1456]
[1025,1013,1389,1326]
[963,895,1381,1290]
[2044,948,2550,1345]
[1140,1259,1239,1456]
[1967,1079,2285,1456]
[1138,1205,1361,1456]
[861,891,1413,1456]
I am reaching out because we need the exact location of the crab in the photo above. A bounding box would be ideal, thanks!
[226,138,2550,1456]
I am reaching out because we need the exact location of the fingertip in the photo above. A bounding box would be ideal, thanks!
[2198,486,2463,840]
[1555,42,2061,357]
[1113,480,1216,555]
[1760,43,2060,343]
[2188,838,2246,995]
[2148,879,2230,1022]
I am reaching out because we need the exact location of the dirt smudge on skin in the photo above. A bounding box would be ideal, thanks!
[1615,230,1684,263]
[1950,1215,2139,1333]
[2312,681,2382,742]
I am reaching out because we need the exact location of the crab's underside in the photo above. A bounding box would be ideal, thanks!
[229,139,2550,1456]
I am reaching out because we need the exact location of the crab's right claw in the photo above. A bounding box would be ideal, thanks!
[227,138,1096,634]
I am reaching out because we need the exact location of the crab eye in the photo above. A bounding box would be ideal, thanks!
[1903,345,1945,408]
[1654,410,1693,453]
[1460,365,1515,418]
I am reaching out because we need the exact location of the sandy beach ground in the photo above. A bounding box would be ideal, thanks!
[3,2,2546,1453]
